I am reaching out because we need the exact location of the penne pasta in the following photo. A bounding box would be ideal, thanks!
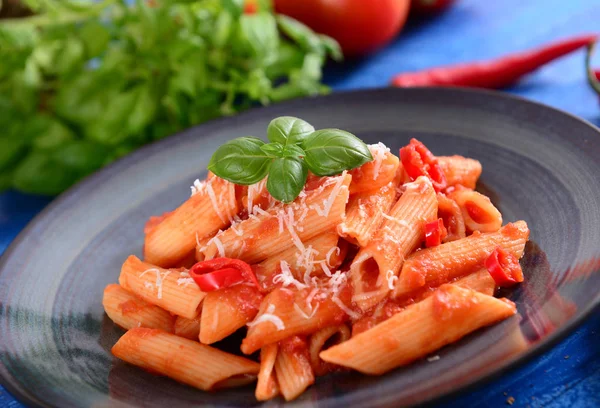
[118,255,205,319]
[348,143,400,194]
[449,189,503,233]
[173,315,201,341]
[200,173,351,264]
[392,221,529,298]
[102,284,174,332]
[437,155,482,189]
[200,284,263,344]
[112,328,260,390]
[320,284,516,374]
[437,193,466,242]
[106,131,533,402]
[275,336,315,401]
[350,176,437,311]
[256,231,342,290]
[144,176,239,268]
[337,182,397,247]
[255,344,280,401]
[453,268,496,296]
[308,324,351,376]
[241,285,354,355]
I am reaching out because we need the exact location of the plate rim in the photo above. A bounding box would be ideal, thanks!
[1,86,599,408]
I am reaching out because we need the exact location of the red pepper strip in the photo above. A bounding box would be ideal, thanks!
[189,258,259,292]
[425,218,447,247]
[585,41,600,98]
[392,34,597,89]
[485,247,524,287]
[399,138,447,192]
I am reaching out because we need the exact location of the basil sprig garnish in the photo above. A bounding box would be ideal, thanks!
[208,116,372,202]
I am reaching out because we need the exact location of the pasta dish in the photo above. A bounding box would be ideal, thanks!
[103,116,529,401]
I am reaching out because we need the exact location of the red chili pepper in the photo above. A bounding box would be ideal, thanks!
[399,138,447,192]
[485,247,524,287]
[425,218,447,247]
[189,258,259,292]
[391,34,597,89]
[585,41,600,99]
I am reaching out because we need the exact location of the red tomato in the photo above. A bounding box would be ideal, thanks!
[411,0,456,15]
[274,0,411,57]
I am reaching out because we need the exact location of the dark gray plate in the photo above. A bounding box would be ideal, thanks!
[1,88,600,408]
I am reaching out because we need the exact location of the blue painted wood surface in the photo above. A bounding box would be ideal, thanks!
[1,0,599,406]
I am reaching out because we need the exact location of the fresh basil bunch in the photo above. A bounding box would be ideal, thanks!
[208,116,372,202]
[0,0,341,195]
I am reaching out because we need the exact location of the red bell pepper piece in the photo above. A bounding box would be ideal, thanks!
[189,258,259,292]
[485,247,524,287]
[399,138,447,192]
[425,218,447,247]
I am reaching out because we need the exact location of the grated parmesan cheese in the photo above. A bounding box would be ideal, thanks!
[386,270,398,290]
[332,296,361,320]
[427,355,440,362]
[140,268,171,299]
[190,179,206,196]
[369,143,390,181]
[326,246,340,267]
[247,304,285,331]
[272,261,307,290]
[205,179,227,223]
[293,302,320,319]
[177,271,195,287]
[310,173,346,218]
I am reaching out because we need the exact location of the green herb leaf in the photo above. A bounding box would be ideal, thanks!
[302,129,373,176]
[282,144,305,159]
[267,116,314,145]
[12,151,76,195]
[266,157,307,203]
[208,137,272,185]
[260,142,284,158]
[239,12,279,60]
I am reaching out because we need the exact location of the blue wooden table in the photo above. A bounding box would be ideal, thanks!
[1,0,599,406]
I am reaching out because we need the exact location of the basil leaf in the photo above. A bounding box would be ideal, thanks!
[282,144,305,159]
[260,142,284,158]
[267,116,314,145]
[267,157,307,203]
[276,15,322,54]
[303,129,373,176]
[239,12,279,61]
[208,137,272,185]
[12,151,77,195]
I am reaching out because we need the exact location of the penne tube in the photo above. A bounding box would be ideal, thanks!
[449,189,502,233]
[255,344,280,401]
[174,315,201,341]
[353,268,497,335]
[200,173,351,264]
[102,284,174,332]
[256,231,341,290]
[337,182,397,247]
[200,284,263,344]
[320,284,516,374]
[241,285,354,355]
[275,336,315,401]
[437,155,482,189]
[308,324,351,376]
[392,221,529,298]
[144,176,239,268]
[119,255,205,319]
[348,144,399,194]
[437,193,466,242]
[453,268,496,296]
[112,328,260,390]
[350,176,437,311]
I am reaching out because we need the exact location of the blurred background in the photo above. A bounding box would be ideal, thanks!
[1,0,599,407]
